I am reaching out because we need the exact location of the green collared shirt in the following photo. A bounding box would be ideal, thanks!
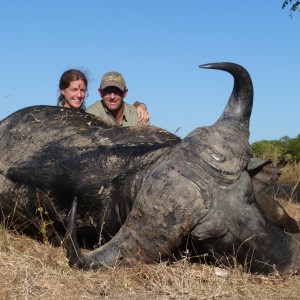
[86,100,149,127]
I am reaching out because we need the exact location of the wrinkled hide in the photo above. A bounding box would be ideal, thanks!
[0,62,299,275]
[0,107,180,246]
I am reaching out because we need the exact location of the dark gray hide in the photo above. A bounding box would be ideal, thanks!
[0,106,180,246]
[0,63,299,275]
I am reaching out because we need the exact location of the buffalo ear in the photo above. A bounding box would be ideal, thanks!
[255,191,300,234]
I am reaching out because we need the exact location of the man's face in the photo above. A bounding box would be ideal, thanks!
[99,86,128,112]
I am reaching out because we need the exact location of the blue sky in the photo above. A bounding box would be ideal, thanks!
[1,1,299,143]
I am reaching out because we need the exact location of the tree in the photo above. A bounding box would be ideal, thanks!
[282,1,300,17]
[251,135,300,163]
[252,140,286,163]
[285,134,300,161]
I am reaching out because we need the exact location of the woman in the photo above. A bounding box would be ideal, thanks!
[57,69,87,110]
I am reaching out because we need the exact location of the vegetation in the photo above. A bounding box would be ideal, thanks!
[282,0,300,16]
[252,136,300,201]
[252,134,300,163]
[279,161,300,186]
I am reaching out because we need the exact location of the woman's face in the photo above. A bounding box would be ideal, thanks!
[61,79,86,109]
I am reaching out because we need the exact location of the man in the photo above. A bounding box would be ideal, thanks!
[86,71,150,126]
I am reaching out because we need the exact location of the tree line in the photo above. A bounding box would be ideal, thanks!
[251,134,300,163]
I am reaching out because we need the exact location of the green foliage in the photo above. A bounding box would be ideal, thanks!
[252,140,285,162]
[36,193,54,243]
[285,134,300,161]
[252,134,300,163]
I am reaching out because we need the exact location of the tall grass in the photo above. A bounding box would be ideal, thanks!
[276,162,300,202]
[279,162,300,186]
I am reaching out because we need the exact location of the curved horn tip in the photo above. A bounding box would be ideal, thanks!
[199,62,244,70]
[199,63,214,69]
[67,196,78,231]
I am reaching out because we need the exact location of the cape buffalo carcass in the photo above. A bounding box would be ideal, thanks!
[0,63,299,275]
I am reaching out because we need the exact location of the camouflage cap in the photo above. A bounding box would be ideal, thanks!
[100,71,126,91]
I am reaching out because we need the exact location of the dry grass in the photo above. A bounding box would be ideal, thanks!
[1,199,300,299]
[1,225,300,300]
[0,163,300,299]
[275,162,300,202]
[279,162,300,186]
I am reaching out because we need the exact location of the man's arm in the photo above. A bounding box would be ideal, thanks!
[133,101,150,124]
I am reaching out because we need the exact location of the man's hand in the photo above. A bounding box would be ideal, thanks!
[136,104,150,124]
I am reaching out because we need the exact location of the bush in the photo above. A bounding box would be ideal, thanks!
[252,134,300,163]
